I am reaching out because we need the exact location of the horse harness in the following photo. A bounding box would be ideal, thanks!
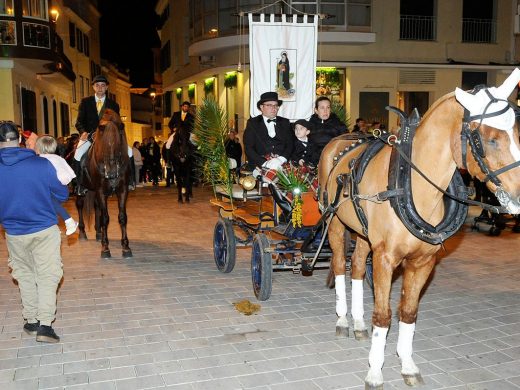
[323,86,520,245]
[460,85,520,209]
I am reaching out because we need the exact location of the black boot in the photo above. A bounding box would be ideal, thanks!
[128,157,136,191]
[71,159,87,196]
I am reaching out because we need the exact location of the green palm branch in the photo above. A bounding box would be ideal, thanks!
[193,98,233,202]
[331,101,351,131]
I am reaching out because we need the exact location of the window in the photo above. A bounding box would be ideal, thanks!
[462,0,496,43]
[42,96,49,134]
[21,88,37,132]
[0,20,16,44]
[52,100,57,136]
[461,71,487,90]
[163,91,172,118]
[0,0,14,16]
[60,102,70,136]
[23,22,50,48]
[79,75,84,98]
[400,0,436,40]
[72,80,76,103]
[22,0,46,19]
[160,41,171,72]
[83,35,89,56]
[69,22,75,47]
[76,28,83,53]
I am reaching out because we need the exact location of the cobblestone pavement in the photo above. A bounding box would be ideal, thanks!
[0,184,519,390]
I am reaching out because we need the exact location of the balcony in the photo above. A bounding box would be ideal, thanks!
[400,15,436,41]
[0,16,75,83]
[188,28,375,57]
[462,18,496,43]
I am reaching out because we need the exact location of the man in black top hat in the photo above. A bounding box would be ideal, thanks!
[75,75,120,139]
[73,75,135,194]
[243,91,294,171]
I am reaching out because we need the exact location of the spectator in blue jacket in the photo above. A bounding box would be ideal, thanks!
[0,121,68,343]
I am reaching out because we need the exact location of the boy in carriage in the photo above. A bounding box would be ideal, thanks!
[291,119,318,167]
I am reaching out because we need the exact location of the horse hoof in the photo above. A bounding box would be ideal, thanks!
[402,373,424,387]
[96,233,102,241]
[178,199,183,203]
[512,225,520,233]
[101,251,111,259]
[78,232,88,241]
[123,249,133,258]
[335,326,349,338]
[354,329,370,341]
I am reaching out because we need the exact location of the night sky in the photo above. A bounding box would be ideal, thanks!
[98,0,160,88]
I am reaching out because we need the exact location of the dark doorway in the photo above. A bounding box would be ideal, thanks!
[43,96,49,134]
[21,88,37,131]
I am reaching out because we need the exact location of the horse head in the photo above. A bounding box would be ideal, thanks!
[455,68,520,214]
[90,109,129,187]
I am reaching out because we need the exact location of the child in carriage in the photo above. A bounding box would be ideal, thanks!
[291,119,318,167]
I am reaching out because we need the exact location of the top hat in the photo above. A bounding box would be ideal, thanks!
[257,92,283,109]
[92,75,109,85]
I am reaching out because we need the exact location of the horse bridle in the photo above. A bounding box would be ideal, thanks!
[460,86,520,207]
[97,124,125,181]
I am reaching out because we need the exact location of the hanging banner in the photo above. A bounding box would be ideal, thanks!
[249,13,318,121]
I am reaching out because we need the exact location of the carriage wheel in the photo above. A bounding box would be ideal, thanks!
[213,218,236,273]
[251,233,272,301]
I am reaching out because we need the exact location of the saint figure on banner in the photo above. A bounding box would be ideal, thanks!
[277,52,290,91]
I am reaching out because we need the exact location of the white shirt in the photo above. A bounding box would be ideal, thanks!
[263,116,276,138]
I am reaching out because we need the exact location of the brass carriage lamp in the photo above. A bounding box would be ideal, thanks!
[50,7,60,23]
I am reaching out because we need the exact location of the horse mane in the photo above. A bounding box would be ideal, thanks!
[420,91,456,121]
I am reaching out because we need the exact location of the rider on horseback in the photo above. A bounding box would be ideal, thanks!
[73,75,136,195]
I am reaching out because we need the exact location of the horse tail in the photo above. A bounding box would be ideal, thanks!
[83,190,96,227]
[325,268,335,289]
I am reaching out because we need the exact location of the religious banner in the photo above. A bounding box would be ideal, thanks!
[249,13,318,121]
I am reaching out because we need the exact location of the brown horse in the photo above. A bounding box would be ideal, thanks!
[319,69,520,389]
[75,109,132,258]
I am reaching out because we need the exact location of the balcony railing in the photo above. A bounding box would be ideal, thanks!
[400,15,436,41]
[462,18,496,43]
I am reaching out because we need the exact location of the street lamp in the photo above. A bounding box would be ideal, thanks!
[50,7,59,23]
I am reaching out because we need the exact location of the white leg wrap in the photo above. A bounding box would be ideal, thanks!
[335,275,347,317]
[128,145,133,157]
[366,326,388,385]
[351,279,364,320]
[397,321,419,375]
[74,140,91,161]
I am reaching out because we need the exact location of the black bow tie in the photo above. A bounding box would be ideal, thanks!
[267,119,276,123]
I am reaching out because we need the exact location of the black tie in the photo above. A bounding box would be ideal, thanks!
[267,119,276,123]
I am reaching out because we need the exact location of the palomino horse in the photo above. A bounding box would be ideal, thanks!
[319,68,520,389]
[170,123,195,203]
[75,109,132,258]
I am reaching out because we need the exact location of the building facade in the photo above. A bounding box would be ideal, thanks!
[0,0,134,140]
[156,0,520,132]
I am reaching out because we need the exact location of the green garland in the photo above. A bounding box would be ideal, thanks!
[224,72,237,89]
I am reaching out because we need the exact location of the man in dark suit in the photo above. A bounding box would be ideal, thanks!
[73,75,135,193]
[243,91,294,171]
[168,101,194,133]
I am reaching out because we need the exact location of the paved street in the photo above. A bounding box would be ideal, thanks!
[0,184,519,390]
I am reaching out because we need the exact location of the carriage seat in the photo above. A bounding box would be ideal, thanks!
[214,184,260,200]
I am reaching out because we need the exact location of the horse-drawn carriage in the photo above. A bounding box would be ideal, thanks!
[210,135,374,301]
